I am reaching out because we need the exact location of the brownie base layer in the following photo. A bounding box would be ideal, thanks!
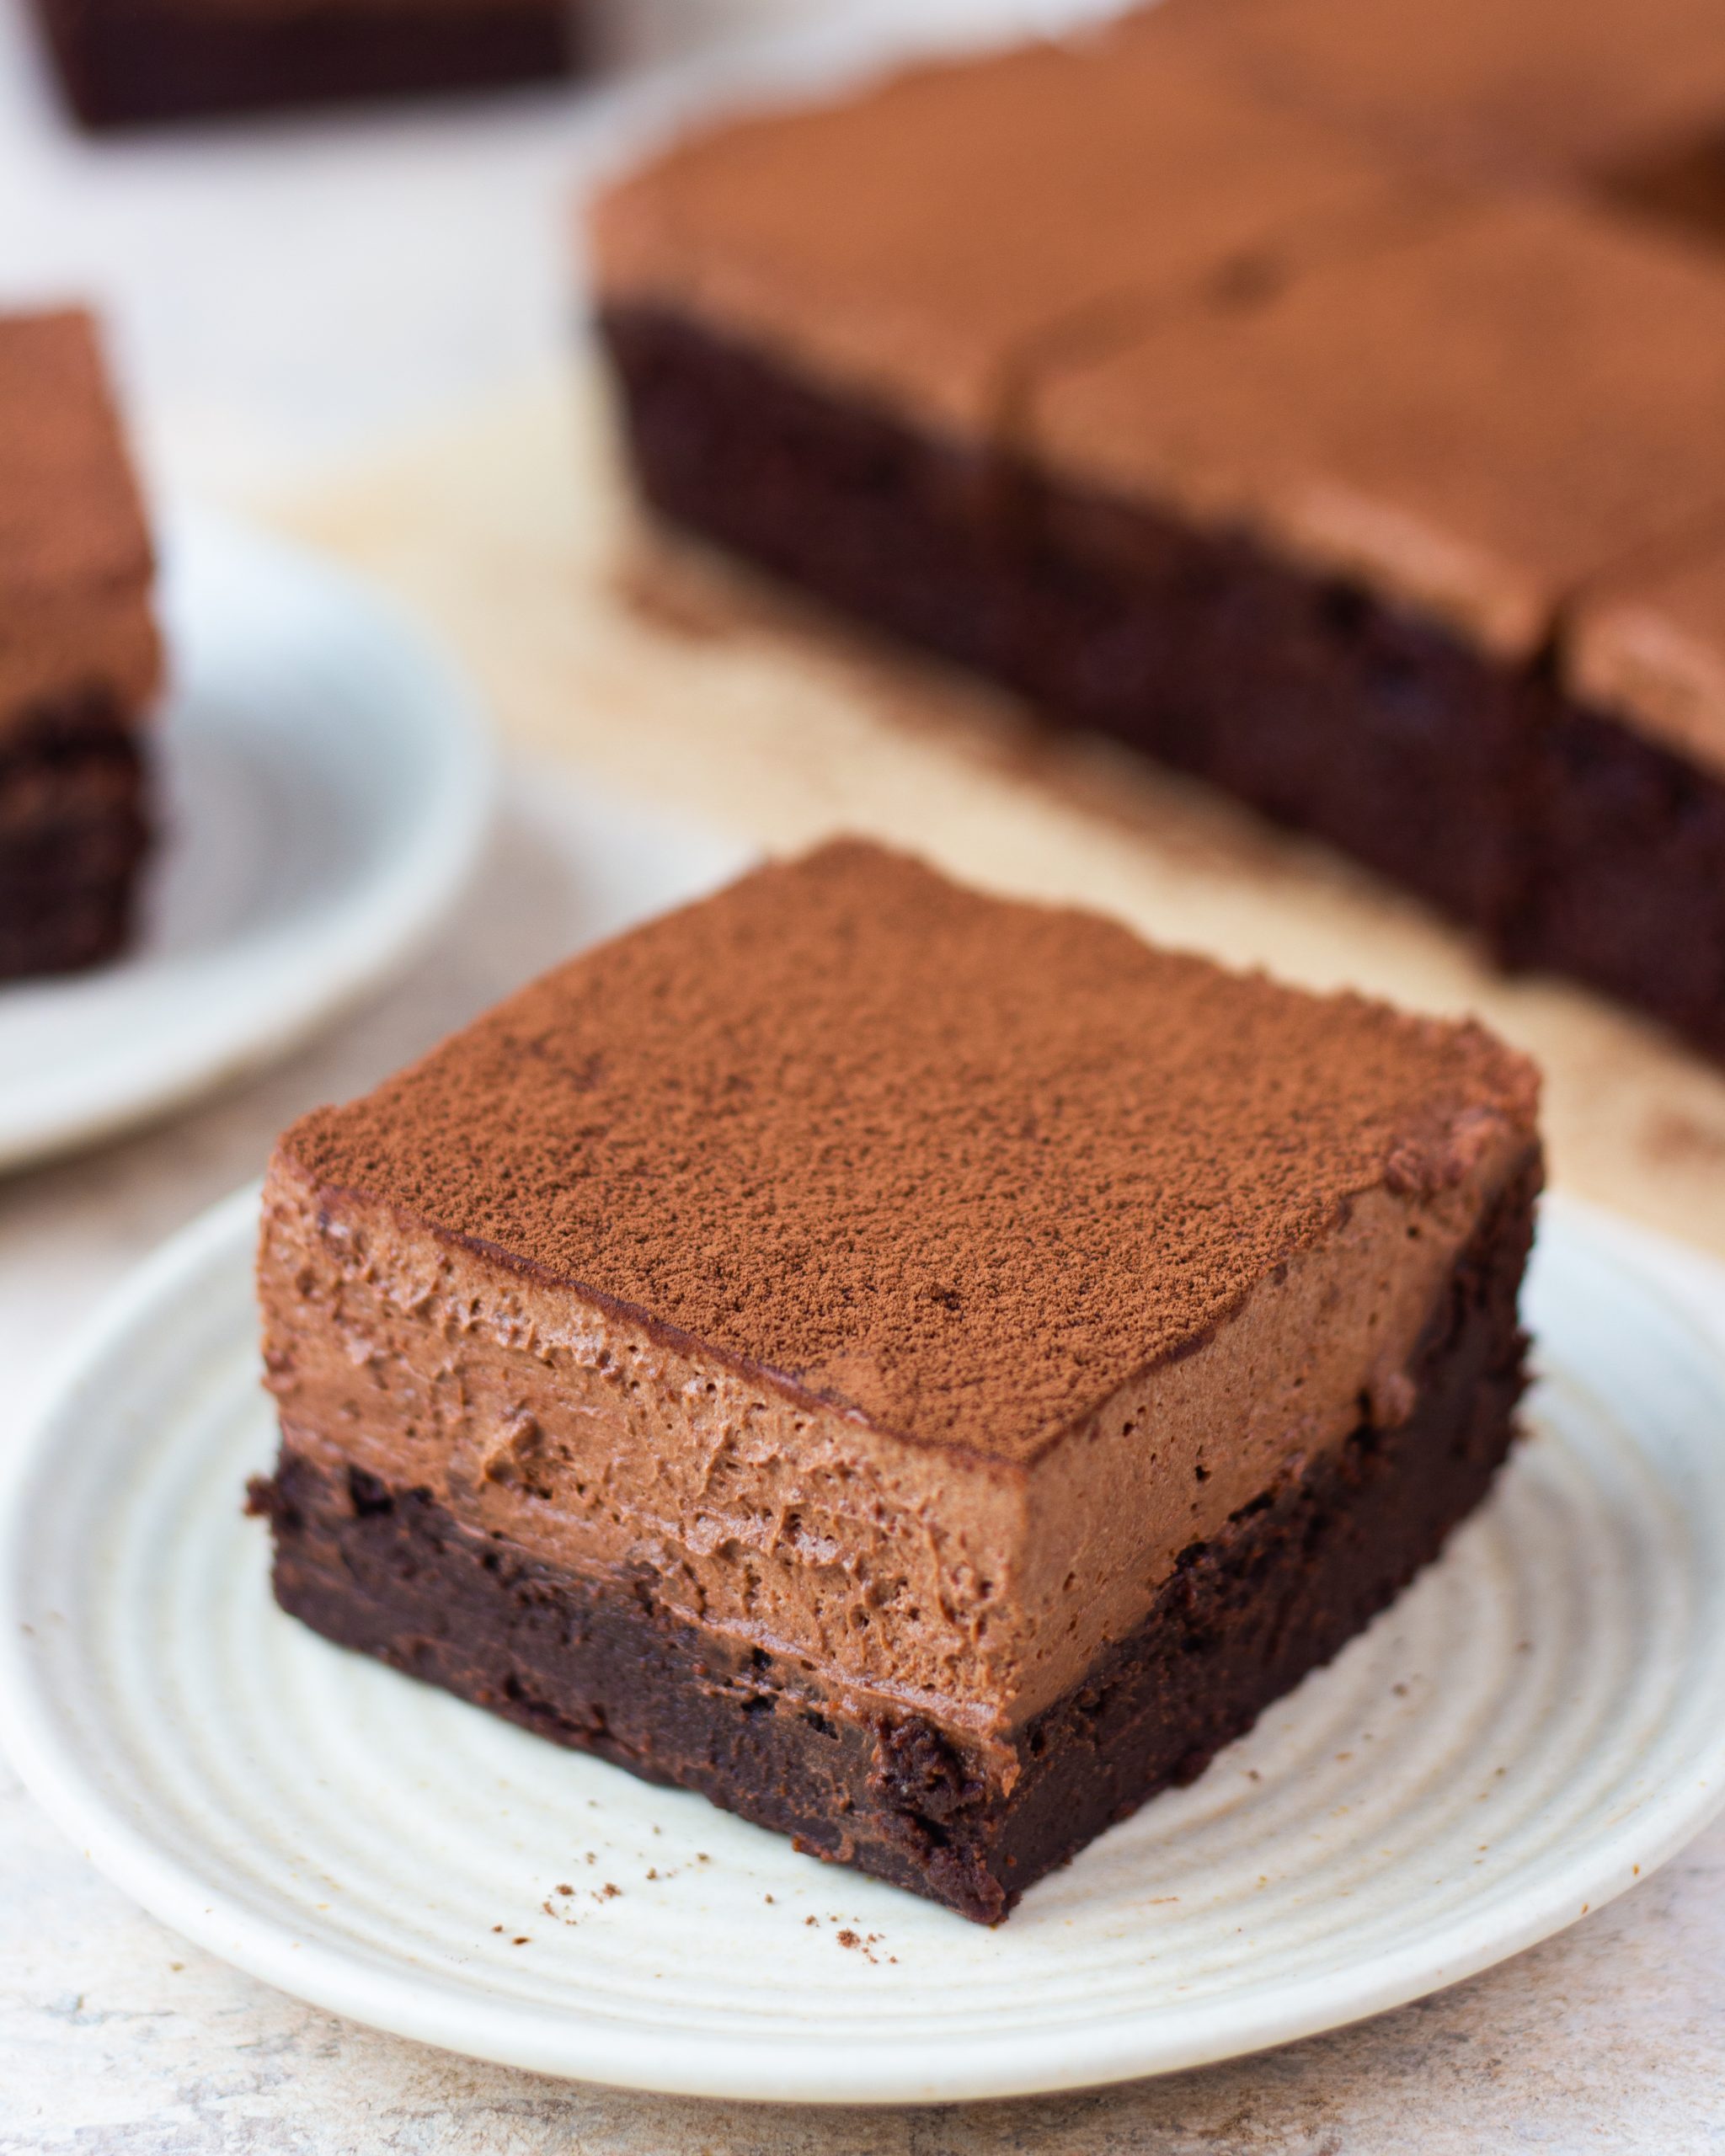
[599,305,1018,682]
[31,0,579,129]
[248,1151,1538,1924]
[0,689,150,979]
[601,302,1725,1060]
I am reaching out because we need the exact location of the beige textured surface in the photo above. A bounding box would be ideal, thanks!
[281,355,1725,1265]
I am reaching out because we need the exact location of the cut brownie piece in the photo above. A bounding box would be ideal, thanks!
[1501,535,1725,1054]
[0,309,159,980]
[594,24,1428,678]
[31,0,580,131]
[253,841,1541,1922]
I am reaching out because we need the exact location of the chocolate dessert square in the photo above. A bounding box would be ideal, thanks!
[253,841,1541,1922]
[1504,535,1725,1052]
[594,24,1422,679]
[0,308,158,980]
[31,0,580,131]
[1194,0,1725,183]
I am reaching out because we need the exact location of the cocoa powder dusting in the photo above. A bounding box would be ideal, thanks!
[282,841,1537,1462]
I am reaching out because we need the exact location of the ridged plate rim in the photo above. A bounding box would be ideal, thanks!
[2,1184,1723,2103]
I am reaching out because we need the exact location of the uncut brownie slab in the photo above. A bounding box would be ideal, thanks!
[31,0,580,130]
[253,841,1541,1923]
[0,309,159,980]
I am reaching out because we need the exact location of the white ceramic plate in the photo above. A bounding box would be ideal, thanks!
[2,1192,1723,2105]
[0,509,493,1172]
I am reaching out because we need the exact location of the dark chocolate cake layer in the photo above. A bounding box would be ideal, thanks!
[272,840,1535,1468]
[600,300,1725,1057]
[32,0,579,130]
[0,689,150,979]
[252,1146,1536,1924]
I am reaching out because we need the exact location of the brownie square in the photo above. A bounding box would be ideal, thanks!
[0,309,159,980]
[254,841,1541,1919]
[1501,536,1725,1051]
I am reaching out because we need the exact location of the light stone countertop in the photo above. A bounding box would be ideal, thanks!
[6,0,1725,2143]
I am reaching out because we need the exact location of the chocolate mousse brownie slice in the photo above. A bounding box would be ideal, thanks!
[253,841,1541,1922]
[0,309,159,979]
[31,0,580,130]
[593,23,1426,680]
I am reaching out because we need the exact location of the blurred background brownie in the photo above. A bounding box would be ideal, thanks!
[0,307,158,980]
[30,0,583,131]
[253,841,1541,1921]
[592,6,1725,1059]
[1178,0,1725,189]
[594,20,1429,683]
[1023,197,1725,1044]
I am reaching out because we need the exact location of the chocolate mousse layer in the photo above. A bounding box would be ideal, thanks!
[0,308,158,979]
[254,841,1541,1919]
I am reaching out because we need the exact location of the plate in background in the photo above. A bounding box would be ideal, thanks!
[0,508,493,1171]
[1,1192,1723,2102]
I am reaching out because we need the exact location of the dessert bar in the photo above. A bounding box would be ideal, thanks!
[1187,0,1725,186]
[0,308,158,980]
[253,841,1541,1920]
